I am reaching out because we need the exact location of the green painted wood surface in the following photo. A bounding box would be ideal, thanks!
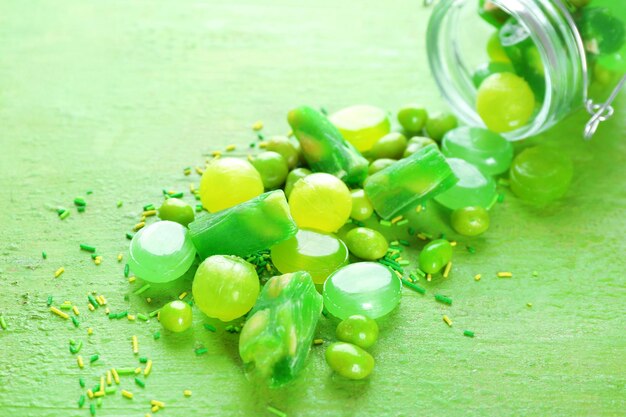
[1,1,625,416]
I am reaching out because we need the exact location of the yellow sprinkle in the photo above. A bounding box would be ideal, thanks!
[258,141,268,148]
[50,306,69,319]
[189,183,196,193]
[150,400,165,408]
[94,257,102,265]
[104,307,110,315]
[99,376,105,394]
[127,314,136,321]
[146,297,152,304]
[415,205,423,213]
[54,267,65,278]
[86,389,93,399]
[117,253,123,262]
[132,335,139,354]
[121,390,133,399]
[443,315,452,327]
[391,215,403,224]
[145,414,152,417]
[140,216,146,222]
[144,359,153,377]
[497,271,513,278]
[247,154,253,162]
[135,367,142,374]
[426,273,432,282]
[72,306,80,316]
[527,302,533,307]
[450,240,457,247]
[474,274,482,281]
[183,390,192,397]
[313,338,324,345]
[77,356,84,369]
[396,257,404,262]
[286,130,293,137]
[211,150,222,157]
[443,261,452,278]
[88,303,95,312]
[106,370,112,385]
[195,166,204,175]
[111,368,120,384]
[143,210,157,217]
[252,120,264,131]
[178,291,188,300]
[151,405,160,413]
[394,270,403,280]
[225,144,236,152]
[94,390,104,397]
[266,263,272,272]
[417,233,428,240]
[95,295,105,306]
[128,276,136,283]
[87,327,93,335]
[133,222,146,232]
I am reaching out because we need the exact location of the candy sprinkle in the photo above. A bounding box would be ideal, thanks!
[183,390,192,397]
[442,261,452,278]
[77,356,84,369]
[144,359,153,377]
[133,284,151,296]
[54,267,65,278]
[203,323,216,332]
[121,390,133,400]
[252,120,264,131]
[80,244,96,253]
[42,251,47,259]
[267,405,288,417]
[401,279,426,295]
[132,335,139,354]
[0,316,7,330]
[474,274,482,281]
[442,315,452,327]
[463,330,475,337]
[435,294,453,305]
[497,271,513,278]
[50,306,69,319]
[151,400,165,408]
[135,377,145,388]
[90,354,99,363]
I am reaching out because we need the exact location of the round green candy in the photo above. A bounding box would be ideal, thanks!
[159,300,192,333]
[270,229,348,285]
[368,132,408,160]
[424,112,458,142]
[158,198,195,226]
[418,239,452,274]
[509,146,573,205]
[450,206,490,237]
[344,227,388,261]
[325,342,375,380]
[336,314,379,349]
[261,136,301,169]
[476,72,535,133]
[472,62,515,88]
[441,127,513,176]
[128,221,196,283]
[323,262,401,320]
[192,255,260,322]
[397,105,428,135]
[403,136,437,158]
[434,158,497,210]
[368,158,396,175]
[251,151,289,190]
[284,167,311,198]
[350,189,374,221]
[199,157,263,213]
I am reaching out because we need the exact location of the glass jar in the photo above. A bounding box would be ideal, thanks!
[426,0,625,141]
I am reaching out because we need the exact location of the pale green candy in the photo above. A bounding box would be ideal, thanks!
[127,221,196,283]
[441,127,513,176]
[434,158,497,210]
[323,262,401,320]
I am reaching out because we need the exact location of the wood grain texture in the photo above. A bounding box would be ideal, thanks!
[0,1,625,416]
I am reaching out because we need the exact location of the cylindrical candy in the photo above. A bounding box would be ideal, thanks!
[434,158,497,210]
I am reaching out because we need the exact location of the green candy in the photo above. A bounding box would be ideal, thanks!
[288,106,369,185]
[397,105,428,135]
[251,151,289,189]
[261,136,301,169]
[336,315,379,349]
[441,127,513,176]
[418,239,452,274]
[158,198,195,226]
[368,132,408,160]
[403,136,437,158]
[368,158,396,175]
[350,189,374,221]
[364,144,457,219]
[478,0,509,28]
[325,342,375,380]
[344,227,388,260]
[239,271,323,387]
[284,168,311,198]
[472,61,515,87]
[424,112,458,142]
[435,158,497,210]
[450,206,490,237]
[159,300,192,333]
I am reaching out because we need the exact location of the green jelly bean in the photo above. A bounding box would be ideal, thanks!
[344,227,388,261]
[261,136,301,169]
[158,198,195,226]
[350,189,374,222]
[418,239,452,274]
[336,315,379,349]
[424,113,458,142]
[284,168,311,198]
[368,158,396,175]
[368,132,408,160]
[251,151,289,190]
[325,342,375,380]
[403,136,437,158]
[397,105,428,135]
[450,206,490,237]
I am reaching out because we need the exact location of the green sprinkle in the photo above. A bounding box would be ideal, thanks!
[88,295,99,308]
[466,246,476,254]
[153,331,161,340]
[117,311,128,318]
[134,377,145,388]
[42,251,47,259]
[108,313,118,320]
[125,232,134,240]
[379,220,392,227]
[90,403,96,416]
[133,284,151,295]
[435,294,453,305]
[74,198,87,207]
[60,302,72,310]
[149,309,160,318]
[463,330,475,337]
[408,227,416,235]
[498,178,510,187]
[139,357,148,363]
[414,269,426,278]
[267,405,288,417]
[124,263,130,277]
[169,192,184,198]
[71,316,80,327]
[79,377,85,388]
[117,201,123,208]
[225,325,241,333]
[257,133,265,140]
[249,142,256,148]
[398,260,410,266]
[398,239,410,246]
[203,323,217,332]
[409,273,419,282]
[0,315,7,330]
[497,193,505,203]
[195,204,203,212]
[353,220,365,227]
[389,240,400,247]
[77,206,86,213]
[137,313,149,321]
[86,190,93,195]
[396,219,409,226]
[116,368,136,375]
[532,271,539,277]
[80,244,96,253]
[59,210,70,220]
[401,279,426,294]
[90,354,99,363]
[195,347,208,355]
[90,253,99,260]
[46,296,53,306]
[96,398,103,407]
[195,194,201,201]
[105,387,117,394]
[78,394,86,408]
[320,107,328,115]
[143,204,155,211]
